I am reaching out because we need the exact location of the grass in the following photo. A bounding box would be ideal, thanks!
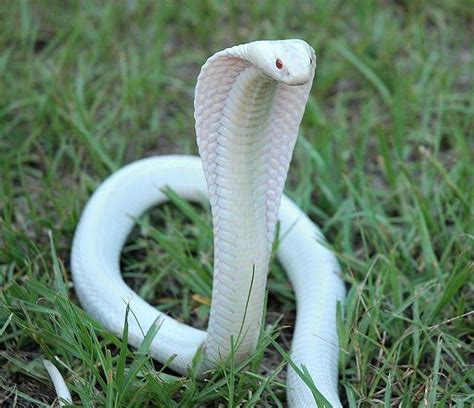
[0,0,473,406]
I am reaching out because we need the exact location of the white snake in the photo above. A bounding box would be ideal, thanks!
[51,40,347,407]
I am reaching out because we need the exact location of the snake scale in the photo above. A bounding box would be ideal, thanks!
[47,39,345,407]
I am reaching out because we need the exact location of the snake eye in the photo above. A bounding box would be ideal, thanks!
[275,58,283,69]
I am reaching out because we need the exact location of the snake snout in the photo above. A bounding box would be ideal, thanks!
[283,65,313,86]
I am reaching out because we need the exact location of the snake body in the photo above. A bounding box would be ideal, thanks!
[71,40,345,407]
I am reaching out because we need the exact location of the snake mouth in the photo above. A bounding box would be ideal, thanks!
[263,69,312,87]
[287,78,311,86]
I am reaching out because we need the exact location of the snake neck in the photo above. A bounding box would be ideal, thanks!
[203,65,278,364]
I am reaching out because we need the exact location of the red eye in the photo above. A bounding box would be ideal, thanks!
[275,58,283,69]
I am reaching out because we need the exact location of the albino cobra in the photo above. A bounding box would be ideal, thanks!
[61,39,346,407]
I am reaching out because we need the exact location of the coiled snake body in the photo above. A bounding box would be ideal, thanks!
[69,40,345,407]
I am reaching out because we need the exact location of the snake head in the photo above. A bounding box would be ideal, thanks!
[245,39,316,86]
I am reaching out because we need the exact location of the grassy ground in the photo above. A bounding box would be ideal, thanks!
[1,0,473,406]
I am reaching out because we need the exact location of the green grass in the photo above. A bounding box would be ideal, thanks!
[1,0,473,406]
